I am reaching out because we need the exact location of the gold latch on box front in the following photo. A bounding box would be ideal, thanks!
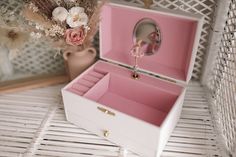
[97,106,115,116]
[103,130,109,137]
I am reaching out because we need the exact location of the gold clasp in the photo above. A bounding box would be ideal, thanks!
[97,106,115,116]
[103,130,109,137]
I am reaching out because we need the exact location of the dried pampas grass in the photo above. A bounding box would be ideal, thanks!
[31,0,58,18]
[83,0,107,48]
[78,0,98,18]
[22,7,53,29]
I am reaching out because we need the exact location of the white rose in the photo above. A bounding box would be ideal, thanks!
[66,7,88,28]
[52,7,68,22]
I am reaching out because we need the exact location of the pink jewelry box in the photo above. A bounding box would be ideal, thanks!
[62,2,203,157]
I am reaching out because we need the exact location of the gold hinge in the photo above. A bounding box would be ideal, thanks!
[97,106,115,116]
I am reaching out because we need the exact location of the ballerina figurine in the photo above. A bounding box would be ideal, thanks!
[130,39,144,79]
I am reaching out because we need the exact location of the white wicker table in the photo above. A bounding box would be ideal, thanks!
[0,82,221,157]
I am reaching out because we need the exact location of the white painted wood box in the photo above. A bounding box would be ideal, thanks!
[62,3,203,157]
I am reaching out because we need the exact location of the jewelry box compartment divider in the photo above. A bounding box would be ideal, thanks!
[67,68,108,96]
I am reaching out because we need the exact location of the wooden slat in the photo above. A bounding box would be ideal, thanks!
[0,74,69,94]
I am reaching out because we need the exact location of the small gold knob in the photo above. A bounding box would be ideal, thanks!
[103,130,109,137]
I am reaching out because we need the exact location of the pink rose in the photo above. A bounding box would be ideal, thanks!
[65,27,85,46]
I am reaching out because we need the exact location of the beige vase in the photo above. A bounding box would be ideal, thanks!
[63,47,97,80]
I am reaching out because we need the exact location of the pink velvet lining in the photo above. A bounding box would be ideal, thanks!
[100,4,197,82]
[84,73,178,126]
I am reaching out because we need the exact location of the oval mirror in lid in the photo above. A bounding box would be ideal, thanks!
[133,18,161,56]
[130,18,161,79]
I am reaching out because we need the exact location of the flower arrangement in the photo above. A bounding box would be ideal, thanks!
[22,0,107,52]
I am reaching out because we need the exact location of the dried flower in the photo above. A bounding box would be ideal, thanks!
[30,32,42,39]
[52,7,68,22]
[23,0,107,50]
[78,0,98,18]
[83,0,107,47]
[66,7,88,28]
[29,2,39,13]
[45,24,64,37]
[65,27,86,46]
[0,28,29,49]
[0,27,29,58]
[54,0,63,5]
[30,0,57,18]
[35,23,44,30]
[22,7,53,29]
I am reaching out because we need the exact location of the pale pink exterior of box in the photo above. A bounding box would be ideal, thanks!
[62,2,203,157]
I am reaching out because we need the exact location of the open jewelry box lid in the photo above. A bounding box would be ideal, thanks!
[100,3,203,85]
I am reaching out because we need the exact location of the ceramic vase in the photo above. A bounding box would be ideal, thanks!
[63,47,97,80]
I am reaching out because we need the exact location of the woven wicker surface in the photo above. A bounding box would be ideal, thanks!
[207,0,236,155]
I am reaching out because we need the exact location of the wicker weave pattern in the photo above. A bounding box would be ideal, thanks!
[153,0,216,80]
[11,39,65,75]
[208,0,236,155]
